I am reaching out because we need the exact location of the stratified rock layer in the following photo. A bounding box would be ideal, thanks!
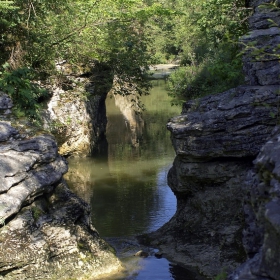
[242,0,280,86]
[148,84,280,278]
[230,127,280,280]
[0,93,122,279]
[146,0,280,278]
[171,85,279,160]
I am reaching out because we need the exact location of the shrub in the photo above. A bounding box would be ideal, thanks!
[167,44,244,105]
[0,63,48,120]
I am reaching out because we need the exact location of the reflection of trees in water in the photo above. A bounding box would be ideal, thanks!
[65,157,165,237]
[90,170,160,237]
[111,92,144,148]
[65,81,180,237]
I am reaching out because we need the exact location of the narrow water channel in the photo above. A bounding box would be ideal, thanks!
[65,80,200,279]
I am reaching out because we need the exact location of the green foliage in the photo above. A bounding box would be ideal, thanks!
[195,0,249,45]
[0,0,252,110]
[0,63,47,119]
[0,0,177,114]
[0,1,15,9]
[167,45,244,104]
[147,0,250,103]
[31,206,44,222]
[214,270,227,280]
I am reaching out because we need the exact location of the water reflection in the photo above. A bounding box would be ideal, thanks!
[133,258,203,280]
[66,80,180,236]
[65,80,199,279]
[66,144,177,236]
[110,92,144,148]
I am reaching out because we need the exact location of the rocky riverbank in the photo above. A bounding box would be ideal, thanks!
[0,93,123,279]
[142,0,280,279]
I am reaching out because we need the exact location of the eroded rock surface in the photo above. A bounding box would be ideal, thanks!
[230,127,280,280]
[171,85,279,159]
[0,94,122,279]
[242,0,280,87]
[42,62,112,157]
[147,84,280,278]
[144,0,280,278]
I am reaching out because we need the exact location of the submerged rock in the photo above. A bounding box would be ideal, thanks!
[134,250,149,258]
[0,96,123,279]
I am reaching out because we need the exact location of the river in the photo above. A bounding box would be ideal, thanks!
[65,80,200,279]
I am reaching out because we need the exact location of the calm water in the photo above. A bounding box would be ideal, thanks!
[66,80,180,236]
[65,80,203,279]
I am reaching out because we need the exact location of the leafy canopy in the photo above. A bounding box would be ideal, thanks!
[0,0,172,119]
[0,0,253,115]
[143,0,251,104]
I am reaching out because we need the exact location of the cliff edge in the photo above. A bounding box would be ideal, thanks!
[145,0,280,278]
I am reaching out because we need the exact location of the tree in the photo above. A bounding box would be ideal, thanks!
[147,0,251,104]
[0,0,172,119]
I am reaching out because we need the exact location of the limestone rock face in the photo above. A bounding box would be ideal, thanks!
[242,1,280,86]
[42,62,112,157]
[0,92,13,112]
[148,84,279,278]
[0,133,67,221]
[0,97,122,279]
[44,85,107,157]
[171,85,279,160]
[0,181,123,280]
[230,127,280,280]
[146,0,280,278]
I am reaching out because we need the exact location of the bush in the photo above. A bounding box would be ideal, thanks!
[167,44,244,105]
[0,63,48,120]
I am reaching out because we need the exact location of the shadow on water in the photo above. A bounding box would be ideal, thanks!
[100,236,207,280]
[65,80,207,280]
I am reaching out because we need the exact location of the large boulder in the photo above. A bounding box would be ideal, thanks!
[171,85,279,160]
[0,94,123,279]
[144,0,280,278]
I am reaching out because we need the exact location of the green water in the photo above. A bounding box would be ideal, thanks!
[66,80,180,237]
[65,80,203,279]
